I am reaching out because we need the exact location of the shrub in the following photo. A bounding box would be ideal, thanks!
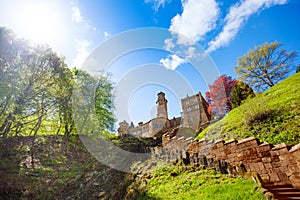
[241,97,273,126]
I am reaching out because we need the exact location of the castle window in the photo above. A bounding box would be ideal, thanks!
[195,105,200,109]
[154,123,158,129]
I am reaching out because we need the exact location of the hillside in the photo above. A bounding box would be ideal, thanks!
[197,73,300,145]
[0,135,266,199]
[0,135,147,199]
[133,164,265,200]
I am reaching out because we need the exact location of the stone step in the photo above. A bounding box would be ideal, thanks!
[270,187,300,192]
[273,191,300,196]
[263,183,294,188]
[275,197,300,200]
[263,182,300,200]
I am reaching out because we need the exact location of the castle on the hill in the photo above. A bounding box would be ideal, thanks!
[118,92,211,138]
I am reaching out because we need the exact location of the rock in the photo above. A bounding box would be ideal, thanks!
[264,192,274,200]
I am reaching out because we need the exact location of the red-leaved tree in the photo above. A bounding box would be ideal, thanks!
[206,74,237,116]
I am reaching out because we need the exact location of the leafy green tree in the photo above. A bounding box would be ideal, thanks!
[0,27,116,143]
[0,27,73,139]
[234,41,297,91]
[230,81,255,109]
[95,75,115,132]
[72,69,116,135]
[296,64,300,73]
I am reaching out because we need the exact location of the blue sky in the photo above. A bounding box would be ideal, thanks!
[0,0,299,126]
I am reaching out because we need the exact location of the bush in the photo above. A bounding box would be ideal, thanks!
[241,97,273,126]
[231,81,255,109]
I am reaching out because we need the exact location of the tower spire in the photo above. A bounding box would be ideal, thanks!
[156,91,168,119]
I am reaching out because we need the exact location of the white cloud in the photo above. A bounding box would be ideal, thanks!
[145,0,171,12]
[161,0,218,70]
[104,31,111,37]
[72,39,90,68]
[160,54,186,70]
[71,6,82,23]
[70,3,98,33]
[169,0,219,45]
[185,46,196,59]
[207,0,287,53]
[164,38,175,51]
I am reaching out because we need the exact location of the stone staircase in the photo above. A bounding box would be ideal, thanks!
[263,182,300,200]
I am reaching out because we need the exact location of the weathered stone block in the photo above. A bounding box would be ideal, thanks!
[290,172,300,189]
[287,164,300,176]
[236,156,244,162]
[224,138,237,145]
[237,137,259,148]
[215,140,224,148]
[260,174,270,182]
[270,150,280,156]
[277,171,289,182]
[269,172,280,182]
[290,152,300,163]
[272,143,290,155]
[279,154,289,162]
[248,162,266,173]
[272,156,280,162]
[262,157,272,163]
[264,163,273,169]
[227,153,235,159]
[272,162,282,168]
[223,148,229,154]
[253,158,262,162]
[262,151,271,157]
[257,142,272,152]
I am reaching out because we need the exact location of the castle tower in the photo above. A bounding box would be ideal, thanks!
[156,91,168,119]
[181,92,210,130]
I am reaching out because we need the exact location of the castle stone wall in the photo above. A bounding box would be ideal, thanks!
[162,134,300,189]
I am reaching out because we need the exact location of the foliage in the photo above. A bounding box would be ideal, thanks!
[137,164,264,200]
[0,27,116,140]
[197,73,300,145]
[231,81,255,108]
[206,74,237,117]
[95,75,115,132]
[72,69,116,135]
[234,41,297,92]
[0,27,72,141]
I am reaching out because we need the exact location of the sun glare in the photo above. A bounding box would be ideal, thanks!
[14,1,65,46]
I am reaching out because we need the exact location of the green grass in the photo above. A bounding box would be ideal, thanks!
[137,164,265,200]
[197,73,300,145]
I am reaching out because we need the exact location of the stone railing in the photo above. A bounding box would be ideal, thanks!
[161,134,300,189]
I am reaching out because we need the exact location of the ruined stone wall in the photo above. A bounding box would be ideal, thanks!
[162,134,300,189]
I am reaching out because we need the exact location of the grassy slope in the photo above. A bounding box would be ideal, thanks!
[0,135,134,199]
[197,73,300,145]
[137,164,265,200]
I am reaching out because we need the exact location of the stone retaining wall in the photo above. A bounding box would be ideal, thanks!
[161,134,300,189]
